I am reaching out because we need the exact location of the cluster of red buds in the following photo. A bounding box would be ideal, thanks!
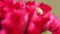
[0,0,60,34]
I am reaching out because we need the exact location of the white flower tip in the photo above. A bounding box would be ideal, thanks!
[36,7,43,15]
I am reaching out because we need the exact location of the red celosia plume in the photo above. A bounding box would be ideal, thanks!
[0,0,60,34]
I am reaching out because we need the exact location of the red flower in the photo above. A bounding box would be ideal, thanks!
[0,0,60,34]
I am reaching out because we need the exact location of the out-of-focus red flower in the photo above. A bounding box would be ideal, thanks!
[0,29,7,34]
[0,0,60,34]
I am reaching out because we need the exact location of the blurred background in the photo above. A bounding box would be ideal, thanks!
[38,0,60,19]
